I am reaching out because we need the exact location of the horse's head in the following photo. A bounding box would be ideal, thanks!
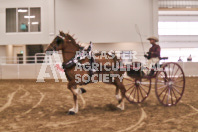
[45,32,65,53]
[63,32,80,51]
[45,31,80,55]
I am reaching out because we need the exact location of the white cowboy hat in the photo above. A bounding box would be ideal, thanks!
[147,36,159,42]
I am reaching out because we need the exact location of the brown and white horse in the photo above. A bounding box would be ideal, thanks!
[46,31,126,115]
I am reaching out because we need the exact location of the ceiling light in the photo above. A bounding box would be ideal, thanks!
[18,9,27,12]
[32,22,39,25]
[24,16,35,18]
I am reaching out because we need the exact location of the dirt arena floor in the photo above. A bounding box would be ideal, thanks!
[0,77,198,132]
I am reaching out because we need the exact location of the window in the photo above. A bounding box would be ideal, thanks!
[6,7,41,33]
[158,22,198,35]
[6,8,16,32]
[30,8,41,32]
[18,8,29,32]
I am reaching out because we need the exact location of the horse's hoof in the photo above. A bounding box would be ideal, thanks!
[80,88,86,94]
[67,111,76,115]
[117,105,125,111]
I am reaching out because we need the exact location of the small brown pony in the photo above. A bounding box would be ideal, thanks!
[46,31,126,115]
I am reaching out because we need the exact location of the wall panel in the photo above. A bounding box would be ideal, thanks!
[55,0,157,43]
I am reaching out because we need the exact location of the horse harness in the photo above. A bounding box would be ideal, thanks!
[62,42,95,78]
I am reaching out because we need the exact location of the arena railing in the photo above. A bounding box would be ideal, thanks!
[0,53,197,79]
[0,54,48,64]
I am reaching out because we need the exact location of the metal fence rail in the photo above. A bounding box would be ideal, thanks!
[0,54,197,80]
[0,54,46,64]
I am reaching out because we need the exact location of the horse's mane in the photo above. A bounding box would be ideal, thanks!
[59,31,81,48]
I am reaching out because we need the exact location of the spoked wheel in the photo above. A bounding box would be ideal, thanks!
[155,62,185,106]
[123,77,151,103]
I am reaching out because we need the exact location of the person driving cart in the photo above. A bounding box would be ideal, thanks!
[143,36,161,76]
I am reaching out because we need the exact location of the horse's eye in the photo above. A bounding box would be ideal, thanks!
[56,37,63,45]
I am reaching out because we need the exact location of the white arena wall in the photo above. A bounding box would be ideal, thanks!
[0,46,6,57]
[0,64,66,80]
[0,0,158,67]
[55,0,159,43]
[0,0,158,45]
[4,0,194,80]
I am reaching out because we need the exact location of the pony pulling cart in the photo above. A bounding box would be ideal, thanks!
[46,31,185,114]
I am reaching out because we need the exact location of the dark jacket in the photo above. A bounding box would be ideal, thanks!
[149,44,161,59]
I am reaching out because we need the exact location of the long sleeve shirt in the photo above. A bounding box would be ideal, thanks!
[149,44,161,59]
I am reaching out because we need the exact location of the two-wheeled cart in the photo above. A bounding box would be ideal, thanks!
[123,57,185,106]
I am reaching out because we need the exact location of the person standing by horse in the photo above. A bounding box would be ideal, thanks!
[144,36,161,76]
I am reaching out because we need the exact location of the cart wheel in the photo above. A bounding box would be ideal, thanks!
[155,62,185,106]
[124,77,151,103]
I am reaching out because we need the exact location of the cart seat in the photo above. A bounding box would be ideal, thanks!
[160,57,168,60]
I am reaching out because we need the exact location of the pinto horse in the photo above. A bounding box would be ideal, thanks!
[46,31,126,115]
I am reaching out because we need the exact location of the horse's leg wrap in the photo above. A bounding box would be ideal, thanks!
[74,88,86,109]
[79,94,86,109]
[68,84,79,114]
[117,99,125,110]
[115,86,122,103]
[74,88,86,95]
[114,78,126,110]
[69,99,78,113]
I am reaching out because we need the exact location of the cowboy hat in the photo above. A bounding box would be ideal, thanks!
[147,36,159,42]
